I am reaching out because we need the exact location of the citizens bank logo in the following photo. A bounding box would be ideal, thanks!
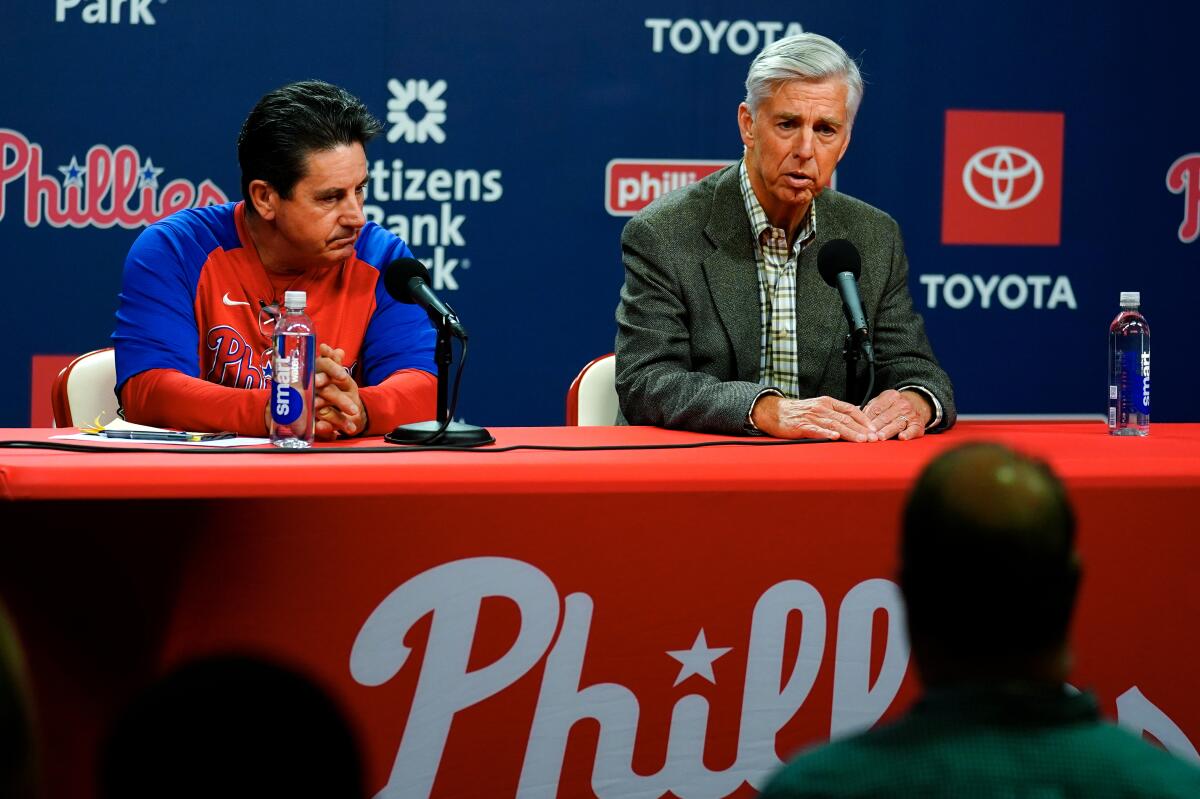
[605,159,730,216]
[942,110,1064,246]
[645,18,804,54]
[387,79,447,145]
[366,79,503,291]
[55,0,162,25]
[1166,153,1200,244]
[0,128,227,228]
[962,146,1043,210]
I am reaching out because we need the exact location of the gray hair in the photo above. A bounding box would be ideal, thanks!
[744,33,864,125]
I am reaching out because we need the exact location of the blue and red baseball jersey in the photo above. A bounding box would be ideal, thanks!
[113,201,436,394]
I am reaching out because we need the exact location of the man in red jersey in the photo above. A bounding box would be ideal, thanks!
[113,80,436,438]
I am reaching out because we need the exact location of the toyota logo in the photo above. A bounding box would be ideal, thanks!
[962,145,1044,210]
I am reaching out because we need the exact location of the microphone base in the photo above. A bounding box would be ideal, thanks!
[385,420,495,448]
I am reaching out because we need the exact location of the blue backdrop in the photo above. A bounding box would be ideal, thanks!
[3,0,1196,426]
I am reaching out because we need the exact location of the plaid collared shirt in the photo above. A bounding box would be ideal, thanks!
[739,160,816,399]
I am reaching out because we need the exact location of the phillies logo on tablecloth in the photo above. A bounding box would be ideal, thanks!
[351,557,911,798]
[0,128,226,228]
[350,557,1199,799]
[941,110,1064,246]
[1166,153,1200,244]
[605,159,730,216]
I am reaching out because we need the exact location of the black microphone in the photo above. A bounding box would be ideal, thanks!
[380,256,493,447]
[383,258,467,339]
[817,238,874,364]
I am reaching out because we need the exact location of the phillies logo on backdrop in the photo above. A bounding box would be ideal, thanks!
[348,557,1197,798]
[0,128,226,228]
[941,110,1064,246]
[1166,153,1200,244]
[605,159,730,216]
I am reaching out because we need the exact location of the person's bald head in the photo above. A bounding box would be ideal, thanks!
[900,443,1079,679]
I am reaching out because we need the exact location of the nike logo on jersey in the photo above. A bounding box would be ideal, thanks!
[222,293,252,307]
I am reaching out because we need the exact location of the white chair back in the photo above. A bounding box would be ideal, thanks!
[569,353,618,426]
[52,348,118,428]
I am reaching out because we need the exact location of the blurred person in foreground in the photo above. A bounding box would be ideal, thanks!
[759,442,1200,797]
[1,600,39,799]
[99,653,366,799]
[112,80,436,439]
[615,33,953,441]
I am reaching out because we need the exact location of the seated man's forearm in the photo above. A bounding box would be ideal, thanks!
[121,367,437,437]
[357,368,437,435]
[120,369,270,434]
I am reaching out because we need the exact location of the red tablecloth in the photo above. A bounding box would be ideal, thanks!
[4,421,1199,499]
[2,422,1198,799]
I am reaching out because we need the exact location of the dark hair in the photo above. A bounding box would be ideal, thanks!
[900,443,1079,658]
[99,653,366,799]
[237,79,382,210]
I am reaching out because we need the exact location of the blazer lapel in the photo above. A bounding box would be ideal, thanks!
[702,166,761,382]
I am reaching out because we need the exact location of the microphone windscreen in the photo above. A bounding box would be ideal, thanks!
[817,239,862,286]
[383,258,432,304]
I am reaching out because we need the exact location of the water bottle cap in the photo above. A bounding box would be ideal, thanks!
[283,290,307,309]
[1119,291,1140,306]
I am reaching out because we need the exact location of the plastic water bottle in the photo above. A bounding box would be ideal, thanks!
[270,290,315,448]
[1108,291,1149,436]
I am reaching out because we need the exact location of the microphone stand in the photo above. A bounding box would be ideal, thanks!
[843,333,861,404]
[385,308,494,447]
[843,327,876,410]
[436,321,451,424]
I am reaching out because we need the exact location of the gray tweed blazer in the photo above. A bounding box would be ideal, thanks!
[614,163,955,435]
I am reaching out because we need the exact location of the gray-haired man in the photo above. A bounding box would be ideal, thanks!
[615,33,954,441]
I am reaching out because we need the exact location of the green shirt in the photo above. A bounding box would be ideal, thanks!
[759,683,1200,798]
